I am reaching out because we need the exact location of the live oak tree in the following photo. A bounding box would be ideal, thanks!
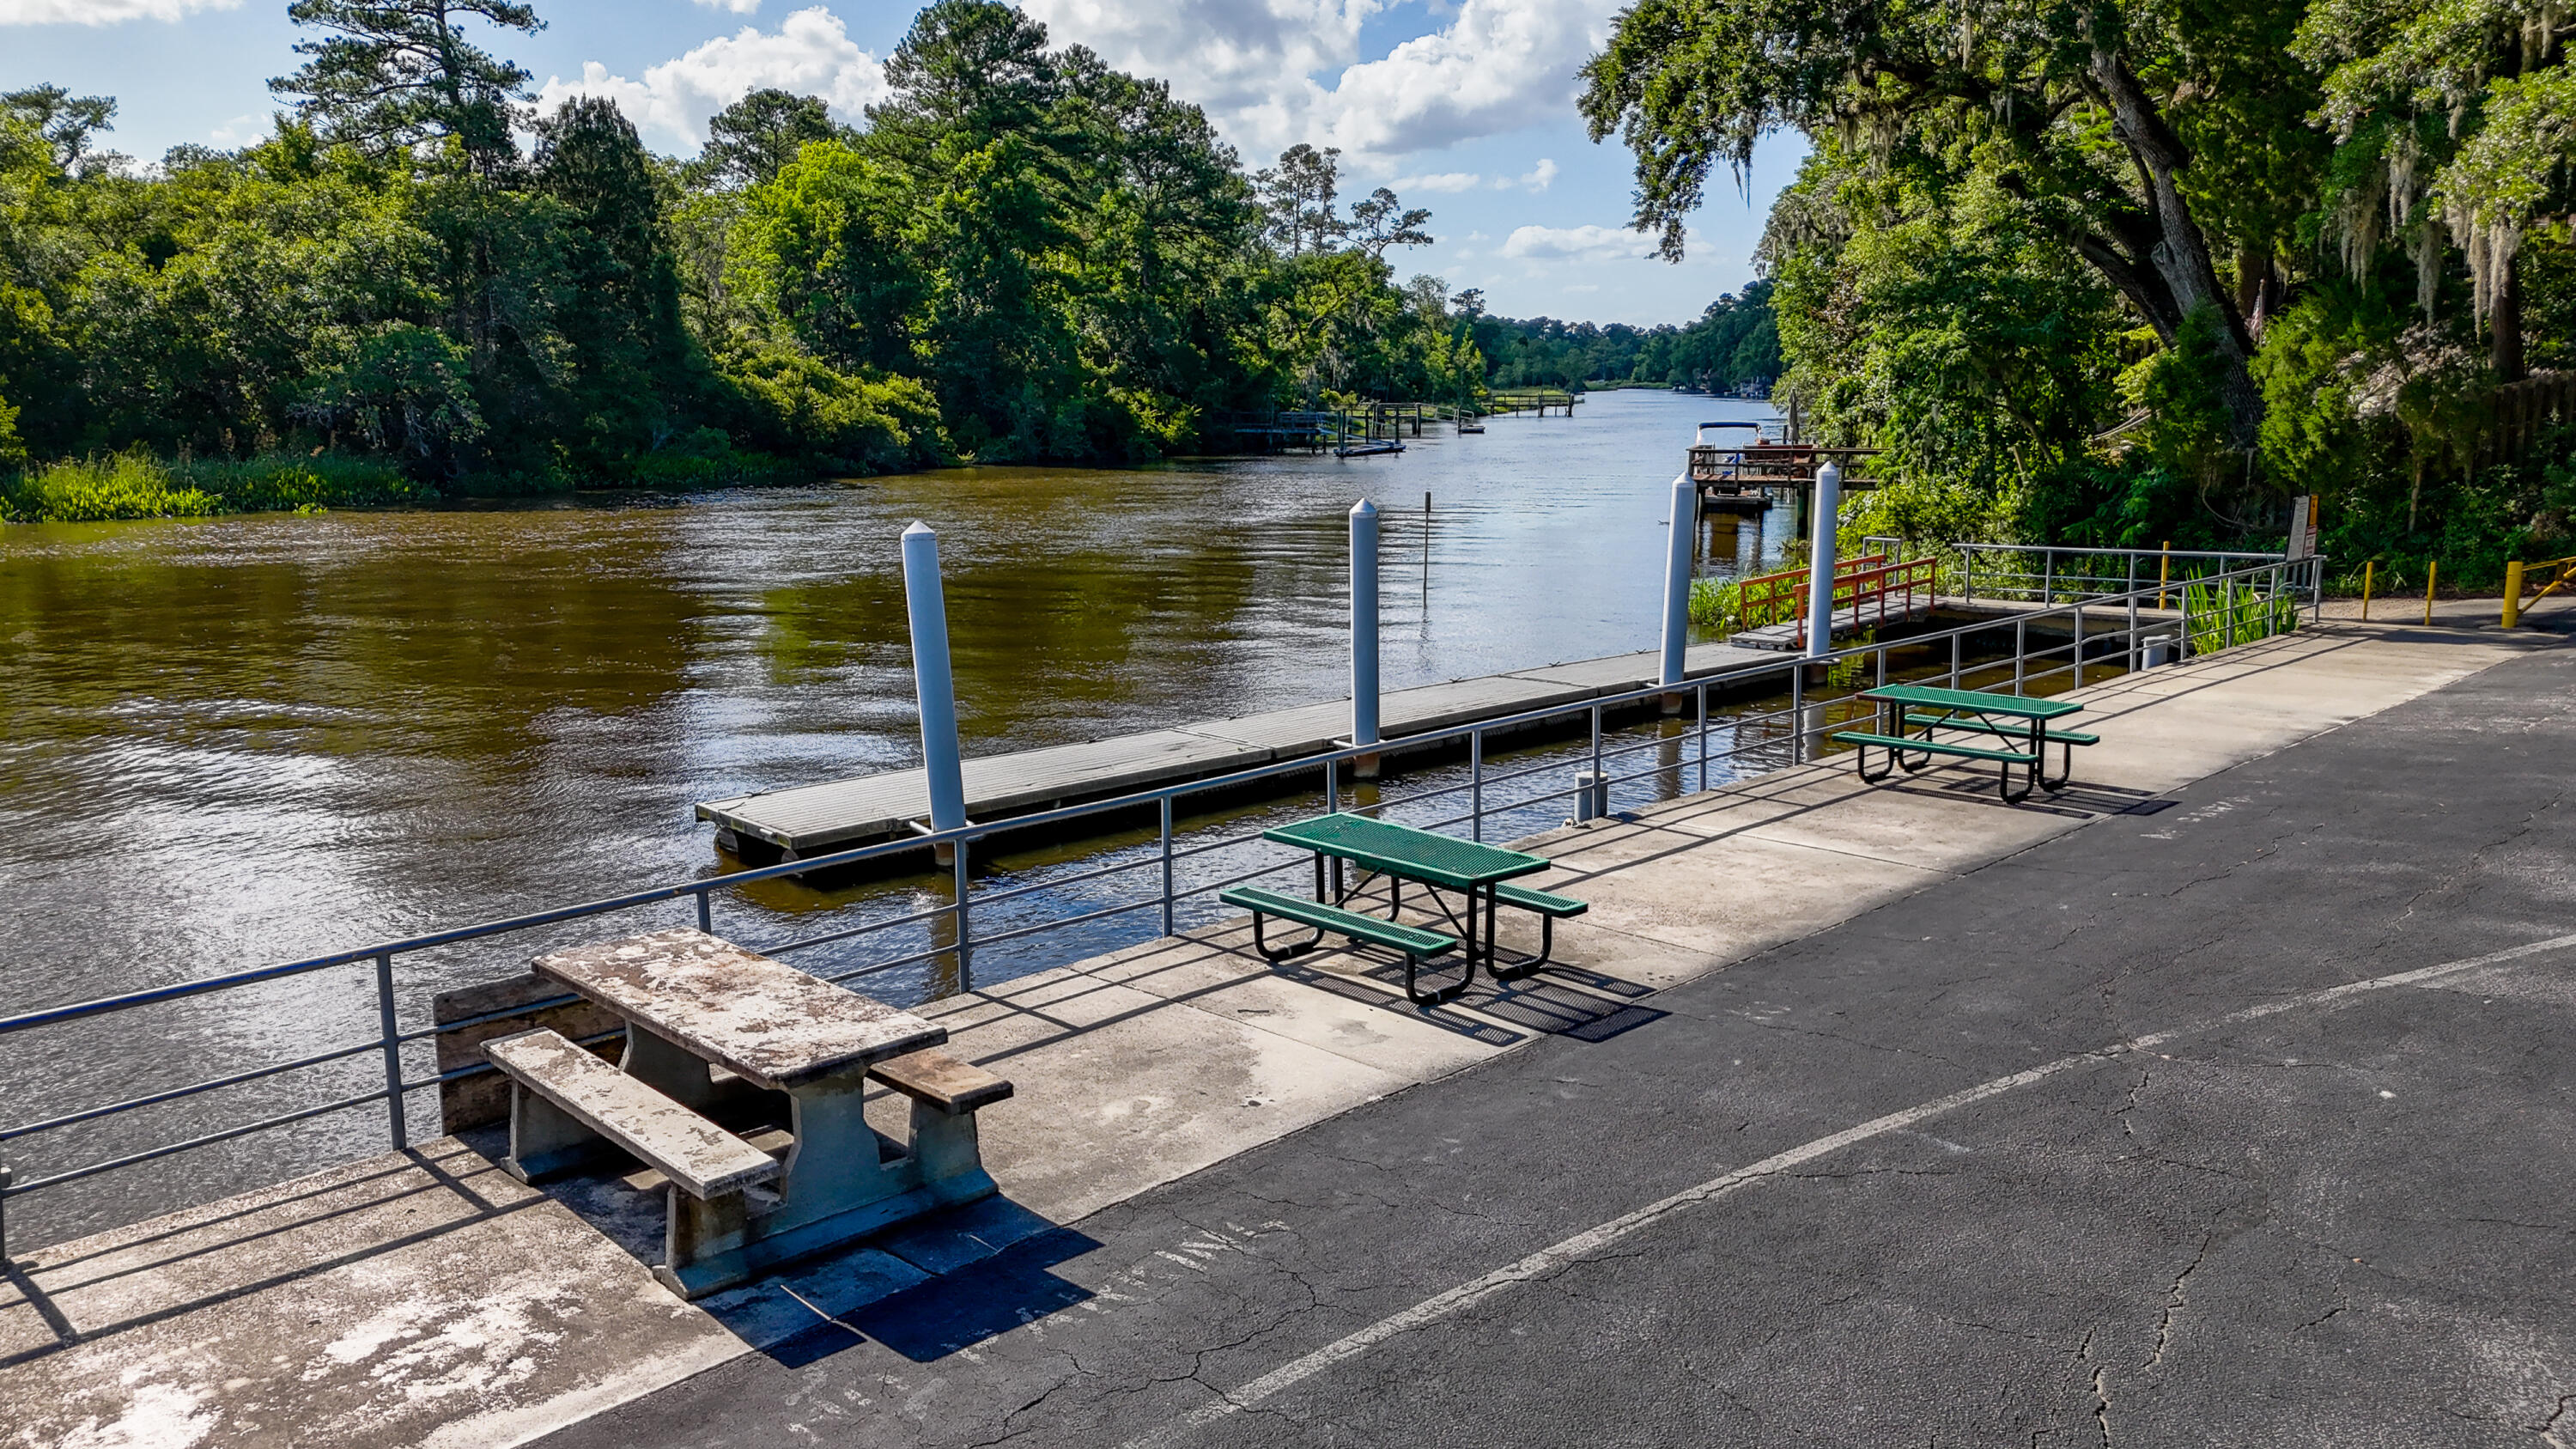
[2297,0,2573,381]
[1579,0,2326,449]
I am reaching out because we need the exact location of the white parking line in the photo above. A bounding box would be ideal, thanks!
[1122,931,2576,1449]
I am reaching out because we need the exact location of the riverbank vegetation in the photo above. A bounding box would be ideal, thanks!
[1583,0,2576,584]
[0,451,428,522]
[0,0,1773,521]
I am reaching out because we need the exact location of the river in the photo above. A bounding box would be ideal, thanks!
[0,388,1792,1244]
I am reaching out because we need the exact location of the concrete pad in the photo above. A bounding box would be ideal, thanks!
[1502,818,1948,965]
[0,1138,746,1449]
[15,612,2561,1449]
[1071,928,1515,1078]
[908,972,1413,1225]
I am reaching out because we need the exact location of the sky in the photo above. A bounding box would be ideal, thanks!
[0,0,1807,326]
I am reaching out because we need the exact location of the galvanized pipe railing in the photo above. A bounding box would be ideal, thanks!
[0,553,2324,1255]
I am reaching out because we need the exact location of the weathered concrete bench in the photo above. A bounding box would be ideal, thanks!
[494,927,1015,1300]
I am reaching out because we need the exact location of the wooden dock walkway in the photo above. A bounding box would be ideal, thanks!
[697,640,1788,860]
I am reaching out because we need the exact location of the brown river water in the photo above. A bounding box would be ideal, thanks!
[0,389,1797,1244]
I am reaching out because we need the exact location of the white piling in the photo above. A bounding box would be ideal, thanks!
[1658,471,1695,689]
[902,521,968,842]
[1804,461,1843,660]
[1351,498,1382,767]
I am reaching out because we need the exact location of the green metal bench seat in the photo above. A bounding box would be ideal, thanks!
[1833,729,2044,803]
[1487,883,1588,978]
[1832,730,2036,764]
[1903,712,2099,746]
[1220,886,1467,1004]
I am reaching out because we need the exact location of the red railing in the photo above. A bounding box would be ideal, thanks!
[1735,553,1937,645]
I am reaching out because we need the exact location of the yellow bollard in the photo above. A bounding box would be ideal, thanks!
[2157,540,2171,609]
[2424,559,2438,625]
[2505,561,2525,628]
[2361,560,2373,622]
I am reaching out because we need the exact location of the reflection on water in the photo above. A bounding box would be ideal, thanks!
[0,391,1794,1242]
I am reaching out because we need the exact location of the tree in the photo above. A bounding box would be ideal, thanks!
[534,95,699,462]
[0,86,117,174]
[690,88,843,192]
[1579,0,2324,450]
[870,0,1058,155]
[2298,0,2573,381]
[270,0,545,171]
[1349,186,1432,258]
[1256,144,1346,256]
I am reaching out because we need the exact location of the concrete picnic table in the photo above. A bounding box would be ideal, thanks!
[531,927,1001,1296]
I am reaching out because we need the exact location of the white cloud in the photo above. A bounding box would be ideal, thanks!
[1392,171,1482,192]
[1024,0,1613,165]
[1022,0,1376,155]
[1501,157,1558,192]
[208,113,262,147]
[0,0,238,21]
[694,0,762,12]
[1500,222,1653,263]
[536,7,885,151]
[1310,0,1614,159]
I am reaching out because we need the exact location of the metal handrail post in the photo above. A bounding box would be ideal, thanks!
[1962,546,1974,602]
[1950,630,1962,688]
[2014,617,2026,694]
[1159,796,1176,936]
[2226,576,2237,649]
[374,953,405,1150]
[1789,665,1805,764]
[1589,703,1605,809]
[2127,581,2140,671]
[1696,683,1710,793]
[2042,550,2054,606]
[1470,729,1484,842]
[695,887,712,935]
[2073,605,2084,689]
[953,841,973,993]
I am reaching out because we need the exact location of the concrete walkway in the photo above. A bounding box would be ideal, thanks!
[1,603,2559,1447]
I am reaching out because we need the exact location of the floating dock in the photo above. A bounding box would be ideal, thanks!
[697,640,1789,860]
[1729,595,1939,651]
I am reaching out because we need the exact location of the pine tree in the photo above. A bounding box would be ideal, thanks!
[270,0,544,172]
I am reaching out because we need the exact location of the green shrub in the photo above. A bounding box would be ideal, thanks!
[2,454,218,521]
[2183,578,2302,653]
[3,450,433,522]
[174,453,428,511]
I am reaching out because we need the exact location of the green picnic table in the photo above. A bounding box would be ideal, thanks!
[1835,683,2095,803]
[1217,813,1586,1005]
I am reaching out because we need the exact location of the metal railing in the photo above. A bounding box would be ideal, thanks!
[1955,543,2292,607]
[0,554,2326,1257]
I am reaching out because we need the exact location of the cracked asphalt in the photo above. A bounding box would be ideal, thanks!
[543,641,2576,1448]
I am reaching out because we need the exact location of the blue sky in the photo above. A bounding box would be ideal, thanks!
[1,0,1805,326]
